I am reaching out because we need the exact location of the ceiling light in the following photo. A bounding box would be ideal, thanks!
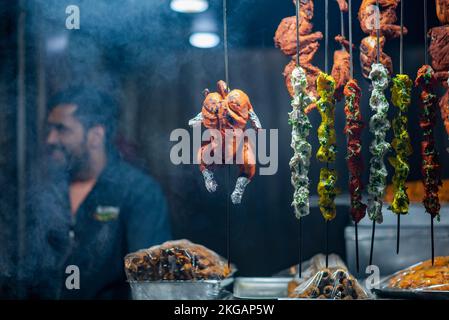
[170,0,209,13]
[189,32,220,48]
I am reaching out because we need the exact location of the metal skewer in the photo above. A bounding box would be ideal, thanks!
[295,0,303,278]
[347,0,359,272]
[396,0,405,255]
[422,0,434,266]
[376,0,380,64]
[325,0,329,74]
[369,0,381,267]
[223,0,231,269]
[369,219,376,265]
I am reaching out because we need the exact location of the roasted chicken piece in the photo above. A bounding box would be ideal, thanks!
[441,88,449,137]
[331,35,353,101]
[428,26,449,72]
[274,26,323,56]
[291,0,315,20]
[274,16,314,54]
[284,59,321,105]
[358,0,404,78]
[336,0,348,12]
[358,0,403,37]
[275,0,321,103]
[360,35,393,78]
[436,0,449,25]
[438,74,449,138]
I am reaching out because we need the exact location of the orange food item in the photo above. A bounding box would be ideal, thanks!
[199,81,257,180]
[388,257,449,290]
[274,0,322,103]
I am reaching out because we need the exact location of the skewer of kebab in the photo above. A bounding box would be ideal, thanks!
[415,0,442,266]
[428,0,449,150]
[316,0,339,268]
[358,0,407,79]
[366,0,391,266]
[343,0,366,273]
[275,0,323,112]
[387,0,412,255]
[288,0,314,278]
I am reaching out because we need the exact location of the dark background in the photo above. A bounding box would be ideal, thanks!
[0,0,448,294]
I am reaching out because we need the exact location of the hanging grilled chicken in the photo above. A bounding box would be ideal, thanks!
[188,81,262,204]
[332,35,354,101]
[358,0,407,78]
[274,0,322,106]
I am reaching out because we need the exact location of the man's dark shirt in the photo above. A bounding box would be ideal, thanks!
[23,157,172,299]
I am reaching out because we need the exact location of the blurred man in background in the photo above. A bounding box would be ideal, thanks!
[21,87,171,299]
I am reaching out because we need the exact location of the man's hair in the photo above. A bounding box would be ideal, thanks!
[48,86,118,145]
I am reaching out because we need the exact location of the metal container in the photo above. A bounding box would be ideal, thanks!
[233,277,291,299]
[129,277,234,300]
[345,204,449,276]
[372,268,449,300]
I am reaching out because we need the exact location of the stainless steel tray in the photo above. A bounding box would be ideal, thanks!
[233,277,291,299]
[373,287,449,300]
[372,272,449,300]
[129,277,234,300]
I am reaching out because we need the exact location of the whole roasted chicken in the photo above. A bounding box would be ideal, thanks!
[189,81,262,204]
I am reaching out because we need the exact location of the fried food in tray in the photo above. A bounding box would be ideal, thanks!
[124,239,231,281]
[388,256,449,291]
[290,268,367,299]
[285,254,369,300]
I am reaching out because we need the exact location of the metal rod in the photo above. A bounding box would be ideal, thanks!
[295,0,303,279]
[17,4,26,299]
[340,9,345,50]
[376,0,380,64]
[397,214,400,254]
[431,216,435,266]
[223,0,231,269]
[325,0,329,73]
[326,220,329,268]
[226,167,231,269]
[369,219,376,265]
[298,218,303,278]
[355,222,359,273]
[349,0,354,78]
[424,0,428,65]
[400,0,404,74]
[223,0,230,90]
[296,0,300,66]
